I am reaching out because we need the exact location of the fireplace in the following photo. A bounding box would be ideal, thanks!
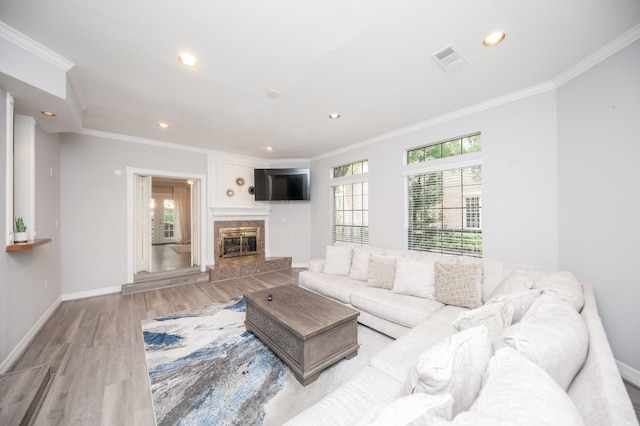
[219,227,260,259]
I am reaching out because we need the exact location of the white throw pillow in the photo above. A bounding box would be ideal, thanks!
[458,347,585,426]
[434,262,483,309]
[355,393,453,426]
[533,271,585,312]
[401,325,493,416]
[392,256,436,298]
[485,289,541,323]
[486,271,534,300]
[367,253,396,289]
[453,302,514,343]
[349,246,372,281]
[496,294,589,390]
[322,245,353,276]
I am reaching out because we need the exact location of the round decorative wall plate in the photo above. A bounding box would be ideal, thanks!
[226,189,235,197]
[235,177,245,186]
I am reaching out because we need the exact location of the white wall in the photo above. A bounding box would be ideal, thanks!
[311,90,559,268]
[557,40,640,372]
[59,132,208,296]
[0,88,62,370]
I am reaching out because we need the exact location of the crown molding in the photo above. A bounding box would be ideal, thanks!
[553,23,640,88]
[76,128,208,153]
[0,21,74,72]
[312,81,555,161]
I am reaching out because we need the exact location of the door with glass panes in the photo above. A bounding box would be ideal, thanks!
[151,196,176,244]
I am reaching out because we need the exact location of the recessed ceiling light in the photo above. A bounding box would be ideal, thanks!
[41,111,56,117]
[329,113,341,120]
[157,122,170,129]
[483,31,506,46]
[265,146,275,152]
[178,53,198,67]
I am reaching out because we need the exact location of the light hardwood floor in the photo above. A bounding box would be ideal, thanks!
[9,268,640,424]
[11,269,301,425]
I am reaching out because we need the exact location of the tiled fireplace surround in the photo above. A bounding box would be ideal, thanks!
[209,218,292,282]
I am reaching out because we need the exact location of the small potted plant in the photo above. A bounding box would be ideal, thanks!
[14,217,28,243]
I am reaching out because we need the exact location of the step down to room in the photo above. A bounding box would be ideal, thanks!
[122,268,211,294]
[0,364,52,426]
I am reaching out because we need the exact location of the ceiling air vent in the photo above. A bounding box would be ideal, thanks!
[431,43,468,72]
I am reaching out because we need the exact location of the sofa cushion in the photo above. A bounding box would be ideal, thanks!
[401,325,493,416]
[533,271,585,312]
[284,366,403,426]
[323,245,353,276]
[434,262,483,309]
[370,319,458,383]
[453,302,514,343]
[486,271,534,300]
[355,393,452,425]
[497,294,589,390]
[485,289,541,323]
[367,253,396,289]
[392,255,436,298]
[351,287,445,328]
[454,347,585,426]
[298,271,365,304]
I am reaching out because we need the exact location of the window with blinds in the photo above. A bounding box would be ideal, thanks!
[331,160,369,245]
[407,165,482,257]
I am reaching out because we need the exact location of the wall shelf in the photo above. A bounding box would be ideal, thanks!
[5,238,51,252]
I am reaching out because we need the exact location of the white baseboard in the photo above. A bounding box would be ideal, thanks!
[292,262,309,269]
[618,360,640,387]
[61,285,122,301]
[0,296,62,375]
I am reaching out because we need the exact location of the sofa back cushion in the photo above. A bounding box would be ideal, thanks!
[496,294,589,390]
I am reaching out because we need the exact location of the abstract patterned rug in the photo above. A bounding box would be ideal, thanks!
[142,297,392,426]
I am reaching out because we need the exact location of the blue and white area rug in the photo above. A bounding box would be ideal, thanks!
[142,297,392,426]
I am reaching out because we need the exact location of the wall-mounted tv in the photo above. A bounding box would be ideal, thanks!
[254,168,310,201]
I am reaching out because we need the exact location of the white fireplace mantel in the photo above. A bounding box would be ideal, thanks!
[209,205,272,218]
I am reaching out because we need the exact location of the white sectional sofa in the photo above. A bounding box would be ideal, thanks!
[285,244,638,426]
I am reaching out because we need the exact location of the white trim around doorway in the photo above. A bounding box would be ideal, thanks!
[126,167,207,284]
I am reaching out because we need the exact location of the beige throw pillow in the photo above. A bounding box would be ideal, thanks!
[322,245,353,276]
[367,254,396,289]
[401,325,493,416]
[434,262,483,309]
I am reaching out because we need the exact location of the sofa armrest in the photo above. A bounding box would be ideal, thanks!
[308,257,325,273]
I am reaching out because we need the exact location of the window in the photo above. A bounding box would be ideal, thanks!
[406,134,482,257]
[407,134,481,164]
[331,160,369,245]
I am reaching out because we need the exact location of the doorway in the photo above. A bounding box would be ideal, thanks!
[127,169,206,282]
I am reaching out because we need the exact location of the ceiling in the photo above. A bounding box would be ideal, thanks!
[0,0,639,159]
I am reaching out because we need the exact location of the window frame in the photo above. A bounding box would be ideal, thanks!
[330,160,370,246]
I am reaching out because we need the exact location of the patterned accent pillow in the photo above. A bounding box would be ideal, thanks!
[434,262,483,309]
[367,254,396,289]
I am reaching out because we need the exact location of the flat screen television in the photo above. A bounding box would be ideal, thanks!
[254,168,310,201]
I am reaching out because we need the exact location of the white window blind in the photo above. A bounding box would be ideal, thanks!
[407,166,482,257]
[332,181,369,245]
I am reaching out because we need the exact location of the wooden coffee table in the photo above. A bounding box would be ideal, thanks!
[244,285,359,385]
